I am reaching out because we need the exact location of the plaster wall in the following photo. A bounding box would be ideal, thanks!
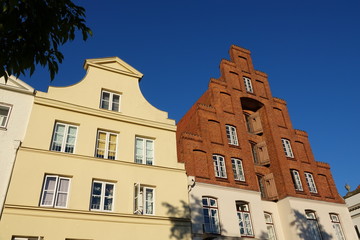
[0,77,34,217]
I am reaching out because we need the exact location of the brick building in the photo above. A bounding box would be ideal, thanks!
[177,45,356,239]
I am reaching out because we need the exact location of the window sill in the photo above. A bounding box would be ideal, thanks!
[295,190,306,195]
[235,180,248,186]
[210,142,224,146]
[229,144,241,149]
[0,127,7,131]
[215,177,229,183]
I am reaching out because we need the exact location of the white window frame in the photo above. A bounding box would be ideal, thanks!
[305,172,318,193]
[243,77,253,93]
[134,183,155,215]
[330,213,346,240]
[231,158,245,181]
[281,138,294,158]
[95,130,118,160]
[264,212,277,240]
[90,180,115,212]
[50,122,78,153]
[226,125,239,146]
[100,90,121,112]
[291,170,303,191]
[0,103,12,128]
[40,175,71,208]
[135,137,154,165]
[237,202,254,237]
[202,196,220,234]
[305,211,322,240]
[213,154,227,178]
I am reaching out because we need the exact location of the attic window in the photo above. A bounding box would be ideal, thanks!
[100,90,121,112]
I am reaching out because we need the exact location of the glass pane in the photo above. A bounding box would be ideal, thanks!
[146,140,153,165]
[58,178,69,192]
[101,92,110,109]
[104,197,113,211]
[92,182,102,195]
[112,94,120,111]
[135,138,143,163]
[55,192,67,207]
[91,196,101,210]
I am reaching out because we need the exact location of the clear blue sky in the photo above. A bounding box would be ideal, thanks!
[20,0,360,196]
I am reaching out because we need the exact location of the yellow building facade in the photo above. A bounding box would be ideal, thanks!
[0,58,191,240]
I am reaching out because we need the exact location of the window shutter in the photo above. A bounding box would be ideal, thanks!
[249,112,263,134]
[264,173,278,200]
[134,183,142,214]
[256,141,270,165]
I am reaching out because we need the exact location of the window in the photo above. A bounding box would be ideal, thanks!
[226,125,239,146]
[0,104,11,128]
[281,138,294,158]
[236,201,254,237]
[250,142,259,164]
[50,122,78,153]
[244,112,263,134]
[330,213,346,240]
[231,158,245,181]
[305,210,322,240]
[305,172,318,193]
[202,196,220,234]
[243,77,253,93]
[95,130,117,160]
[257,175,266,198]
[100,90,121,111]
[213,155,227,178]
[40,175,70,208]
[264,213,277,240]
[134,183,155,215]
[135,137,154,165]
[90,181,114,211]
[291,170,303,191]
[12,237,43,240]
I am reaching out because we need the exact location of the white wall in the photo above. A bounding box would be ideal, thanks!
[0,77,34,217]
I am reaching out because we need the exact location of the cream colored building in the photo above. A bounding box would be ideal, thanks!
[0,76,35,218]
[0,58,191,240]
[344,185,360,239]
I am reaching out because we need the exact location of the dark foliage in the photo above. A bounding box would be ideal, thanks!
[0,0,92,81]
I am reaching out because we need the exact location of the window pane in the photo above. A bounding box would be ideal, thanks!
[145,188,154,214]
[146,140,154,165]
[41,176,57,205]
[112,94,120,111]
[135,138,144,163]
[101,92,110,109]
[0,106,10,127]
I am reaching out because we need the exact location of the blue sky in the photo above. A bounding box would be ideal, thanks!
[20,1,360,196]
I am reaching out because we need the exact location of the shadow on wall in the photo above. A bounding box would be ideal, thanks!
[162,195,229,240]
[291,209,333,240]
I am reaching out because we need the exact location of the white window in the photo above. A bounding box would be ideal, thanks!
[264,212,277,240]
[134,183,155,215]
[231,158,245,181]
[135,137,154,165]
[281,138,294,158]
[237,201,254,237]
[95,130,117,160]
[305,211,322,240]
[305,172,318,193]
[90,181,114,211]
[243,77,253,93]
[202,196,220,234]
[50,122,78,153]
[0,104,11,128]
[100,90,121,111]
[40,175,70,208]
[330,213,346,240]
[291,170,303,191]
[226,125,239,146]
[213,154,227,178]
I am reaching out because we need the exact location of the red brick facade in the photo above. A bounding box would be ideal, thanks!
[177,45,343,203]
